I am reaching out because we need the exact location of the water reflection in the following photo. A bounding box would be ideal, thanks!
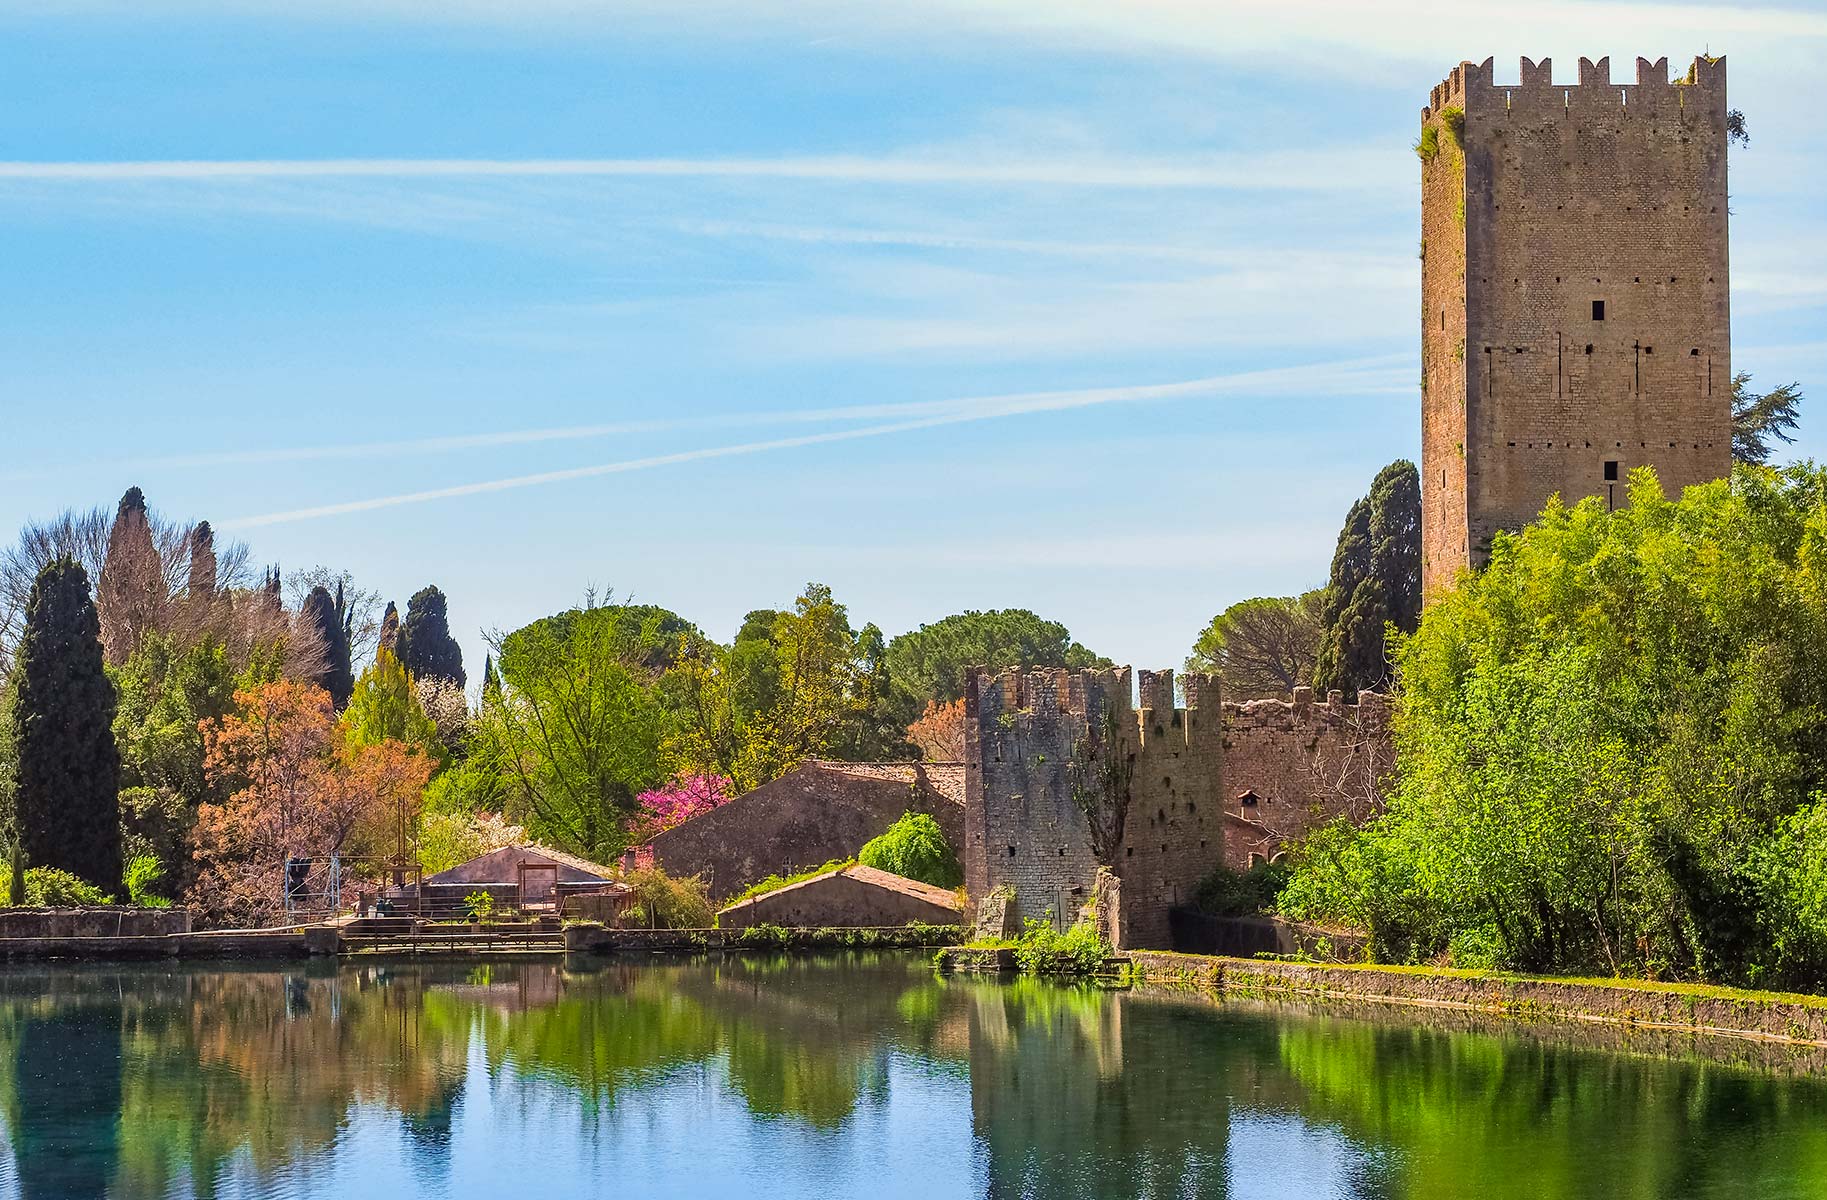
[0,957,1822,1199]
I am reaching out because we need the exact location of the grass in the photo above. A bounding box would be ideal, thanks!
[725,860,853,907]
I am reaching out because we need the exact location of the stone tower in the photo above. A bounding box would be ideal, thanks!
[1419,55,1732,600]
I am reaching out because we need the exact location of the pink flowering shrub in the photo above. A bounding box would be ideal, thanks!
[635,774,733,836]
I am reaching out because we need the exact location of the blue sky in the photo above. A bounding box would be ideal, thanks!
[4,1,1827,682]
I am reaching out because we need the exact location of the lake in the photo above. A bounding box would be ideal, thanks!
[1,954,1823,1199]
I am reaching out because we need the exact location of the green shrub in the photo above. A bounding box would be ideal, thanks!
[463,890,495,921]
[858,812,963,888]
[1193,860,1290,917]
[124,856,172,908]
[1414,124,1440,162]
[622,867,715,929]
[1012,918,1110,975]
[2,867,115,907]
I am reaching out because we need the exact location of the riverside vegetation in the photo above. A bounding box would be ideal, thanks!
[1281,464,1827,992]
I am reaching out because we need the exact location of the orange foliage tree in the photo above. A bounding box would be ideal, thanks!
[905,698,967,762]
[192,679,432,926]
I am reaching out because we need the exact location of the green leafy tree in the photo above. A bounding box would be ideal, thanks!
[398,584,466,687]
[1186,591,1324,699]
[343,646,444,762]
[881,609,1106,726]
[1312,460,1420,697]
[662,586,908,788]
[111,633,238,895]
[300,585,353,709]
[14,558,122,891]
[1282,465,1827,989]
[483,600,667,858]
[858,811,963,888]
[1732,372,1803,465]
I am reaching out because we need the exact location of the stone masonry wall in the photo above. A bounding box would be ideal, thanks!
[964,666,1224,951]
[1422,55,1731,599]
[642,761,963,901]
[1220,687,1394,869]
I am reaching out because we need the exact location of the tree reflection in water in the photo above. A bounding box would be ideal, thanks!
[0,959,1822,1199]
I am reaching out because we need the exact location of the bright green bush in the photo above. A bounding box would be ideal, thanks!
[858,812,962,889]
[124,856,172,908]
[1011,918,1110,975]
[1282,465,1827,988]
[3,867,115,907]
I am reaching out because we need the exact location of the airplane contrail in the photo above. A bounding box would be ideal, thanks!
[0,152,1387,191]
[217,354,1409,528]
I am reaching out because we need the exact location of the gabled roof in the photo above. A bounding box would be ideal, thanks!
[716,862,961,915]
[424,843,618,886]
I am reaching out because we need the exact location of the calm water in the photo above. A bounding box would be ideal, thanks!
[1,955,1824,1200]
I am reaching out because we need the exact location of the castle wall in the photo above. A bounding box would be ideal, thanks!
[963,667,1224,950]
[1220,687,1394,869]
[1422,55,1731,599]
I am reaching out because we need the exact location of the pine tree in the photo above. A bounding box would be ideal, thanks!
[301,585,354,708]
[1312,460,1421,697]
[399,585,466,687]
[15,558,122,891]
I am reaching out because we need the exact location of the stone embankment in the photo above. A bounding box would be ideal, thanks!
[563,922,961,954]
[1121,951,1827,1048]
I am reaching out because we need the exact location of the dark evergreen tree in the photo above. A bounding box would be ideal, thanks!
[1731,372,1804,465]
[480,654,502,706]
[1312,460,1421,697]
[15,558,122,890]
[399,585,465,687]
[301,585,354,708]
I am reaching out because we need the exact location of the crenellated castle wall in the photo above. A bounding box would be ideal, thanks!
[964,667,1394,950]
[963,666,1225,950]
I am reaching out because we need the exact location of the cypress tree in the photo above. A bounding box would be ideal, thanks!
[378,601,400,656]
[481,654,502,706]
[1312,459,1422,697]
[97,486,163,665]
[187,521,217,602]
[301,585,354,708]
[15,558,122,891]
[399,585,466,687]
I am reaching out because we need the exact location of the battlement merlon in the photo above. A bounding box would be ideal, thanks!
[1423,54,1725,121]
[963,665,1221,749]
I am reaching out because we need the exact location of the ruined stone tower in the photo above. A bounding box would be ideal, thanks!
[1420,55,1732,600]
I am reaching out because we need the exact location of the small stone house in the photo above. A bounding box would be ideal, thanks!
[413,843,625,915]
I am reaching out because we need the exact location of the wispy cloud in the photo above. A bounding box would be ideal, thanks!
[0,149,1391,192]
[218,353,1408,528]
